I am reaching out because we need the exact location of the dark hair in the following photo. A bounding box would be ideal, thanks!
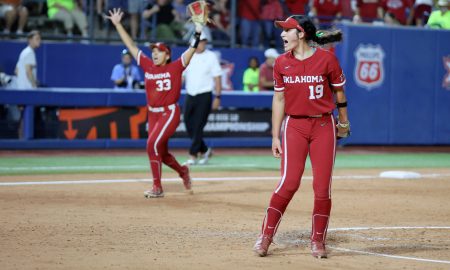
[27,30,40,40]
[291,15,342,45]
[249,56,260,66]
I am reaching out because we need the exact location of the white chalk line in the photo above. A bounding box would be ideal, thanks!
[328,226,450,265]
[0,164,267,171]
[1,173,450,186]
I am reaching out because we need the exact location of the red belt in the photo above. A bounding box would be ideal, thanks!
[290,112,332,119]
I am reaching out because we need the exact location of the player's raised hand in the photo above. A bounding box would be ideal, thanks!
[194,23,203,35]
[104,8,124,26]
[272,138,282,158]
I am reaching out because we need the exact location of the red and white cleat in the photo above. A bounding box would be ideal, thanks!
[180,165,192,190]
[144,186,164,198]
[253,234,273,257]
[311,241,327,258]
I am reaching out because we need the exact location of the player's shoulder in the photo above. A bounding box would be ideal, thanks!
[273,52,292,69]
[316,47,334,57]
[275,52,289,62]
[316,47,339,62]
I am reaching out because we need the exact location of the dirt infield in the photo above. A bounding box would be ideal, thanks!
[1,166,450,270]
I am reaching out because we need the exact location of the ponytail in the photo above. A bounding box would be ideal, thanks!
[291,15,343,45]
[311,30,343,45]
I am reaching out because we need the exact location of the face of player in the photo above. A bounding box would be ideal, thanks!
[152,48,170,66]
[29,34,41,49]
[280,28,304,52]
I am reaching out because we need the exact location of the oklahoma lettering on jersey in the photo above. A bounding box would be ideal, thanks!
[283,75,325,84]
[137,50,186,107]
[273,48,346,116]
[145,72,171,80]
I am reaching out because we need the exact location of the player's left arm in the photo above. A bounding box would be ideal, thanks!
[333,86,348,123]
[329,54,350,138]
[332,86,350,138]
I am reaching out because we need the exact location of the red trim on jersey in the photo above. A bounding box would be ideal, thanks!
[137,50,142,66]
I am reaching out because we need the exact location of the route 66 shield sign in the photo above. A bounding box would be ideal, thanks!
[354,44,385,91]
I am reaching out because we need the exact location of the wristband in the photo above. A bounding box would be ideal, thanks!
[336,101,347,108]
[191,32,201,48]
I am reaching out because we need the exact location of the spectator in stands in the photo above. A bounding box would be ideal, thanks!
[210,0,231,41]
[142,0,183,40]
[259,48,279,91]
[413,0,433,26]
[47,0,89,38]
[352,0,384,23]
[128,0,144,40]
[238,0,261,48]
[260,0,284,48]
[183,31,222,165]
[383,10,401,25]
[0,0,28,35]
[380,0,414,25]
[427,0,450,29]
[15,30,40,89]
[242,56,260,92]
[110,49,142,90]
[283,0,309,15]
[173,0,188,22]
[310,0,343,29]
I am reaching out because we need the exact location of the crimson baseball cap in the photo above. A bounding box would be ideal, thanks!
[274,16,305,33]
[150,42,171,55]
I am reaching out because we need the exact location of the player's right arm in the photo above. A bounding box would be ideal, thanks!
[105,8,139,60]
[272,91,285,158]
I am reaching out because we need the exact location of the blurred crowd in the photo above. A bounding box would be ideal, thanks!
[0,0,449,46]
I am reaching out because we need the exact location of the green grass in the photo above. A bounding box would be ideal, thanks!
[0,153,449,176]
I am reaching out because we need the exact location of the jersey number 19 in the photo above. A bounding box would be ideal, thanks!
[308,84,324,100]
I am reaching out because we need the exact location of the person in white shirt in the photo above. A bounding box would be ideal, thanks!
[15,30,41,89]
[183,31,222,165]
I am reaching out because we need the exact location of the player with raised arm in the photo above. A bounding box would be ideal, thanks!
[105,5,207,198]
[253,15,350,258]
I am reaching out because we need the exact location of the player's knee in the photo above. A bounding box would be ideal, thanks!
[146,140,157,153]
[281,184,300,199]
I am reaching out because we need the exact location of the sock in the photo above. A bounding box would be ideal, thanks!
[162,153,183,174]
[311,198,332,242]
[261,193,290,236]
[150,160,162,188]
